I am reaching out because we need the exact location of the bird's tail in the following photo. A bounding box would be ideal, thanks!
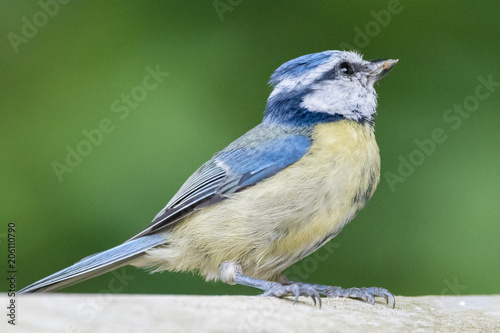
[18,234,165,294]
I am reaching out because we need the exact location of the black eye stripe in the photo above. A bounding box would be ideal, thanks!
[319,62,362,81]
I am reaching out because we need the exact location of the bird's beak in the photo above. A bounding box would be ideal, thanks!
[367,59,398,81]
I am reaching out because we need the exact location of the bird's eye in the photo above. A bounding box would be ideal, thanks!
[340,62,355,75]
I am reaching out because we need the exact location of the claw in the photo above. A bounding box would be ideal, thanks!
[293,293,299,304]
[307,286,321,308]
[317,295,322,309]
[364,287,396,309]
[388,293,396,309]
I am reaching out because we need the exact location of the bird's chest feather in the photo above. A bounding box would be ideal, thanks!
[259,120,381,263]
[306,120,381,212]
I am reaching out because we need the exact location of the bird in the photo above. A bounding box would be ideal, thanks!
[19,50,398,308]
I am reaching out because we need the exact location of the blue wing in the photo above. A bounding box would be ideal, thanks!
[128,131,311,240]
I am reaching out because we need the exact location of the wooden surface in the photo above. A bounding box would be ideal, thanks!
[3,294,500,332]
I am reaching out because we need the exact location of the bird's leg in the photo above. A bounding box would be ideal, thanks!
[219,262,321,307]
[284,280,395,308]
[219,262,395,308]
[235,274,323,307]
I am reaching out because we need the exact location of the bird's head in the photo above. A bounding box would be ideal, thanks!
[264,50,397,126]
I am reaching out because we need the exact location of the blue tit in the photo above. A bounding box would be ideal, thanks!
[19,50,398,308]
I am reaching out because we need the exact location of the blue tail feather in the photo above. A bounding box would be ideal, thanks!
[18,234,165,294]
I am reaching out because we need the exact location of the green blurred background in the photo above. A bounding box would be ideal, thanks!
[1,1,499,297]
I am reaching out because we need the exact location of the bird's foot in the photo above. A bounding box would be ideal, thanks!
[259,281,322,307]
[228,264,394,309]
[322,286,395,308]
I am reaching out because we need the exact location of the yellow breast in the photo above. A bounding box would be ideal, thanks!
[255,120,381,269]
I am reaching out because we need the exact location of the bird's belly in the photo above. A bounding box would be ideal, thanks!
[146,120,380,281]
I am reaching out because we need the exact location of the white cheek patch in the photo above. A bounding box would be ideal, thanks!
[300,79,377,121]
